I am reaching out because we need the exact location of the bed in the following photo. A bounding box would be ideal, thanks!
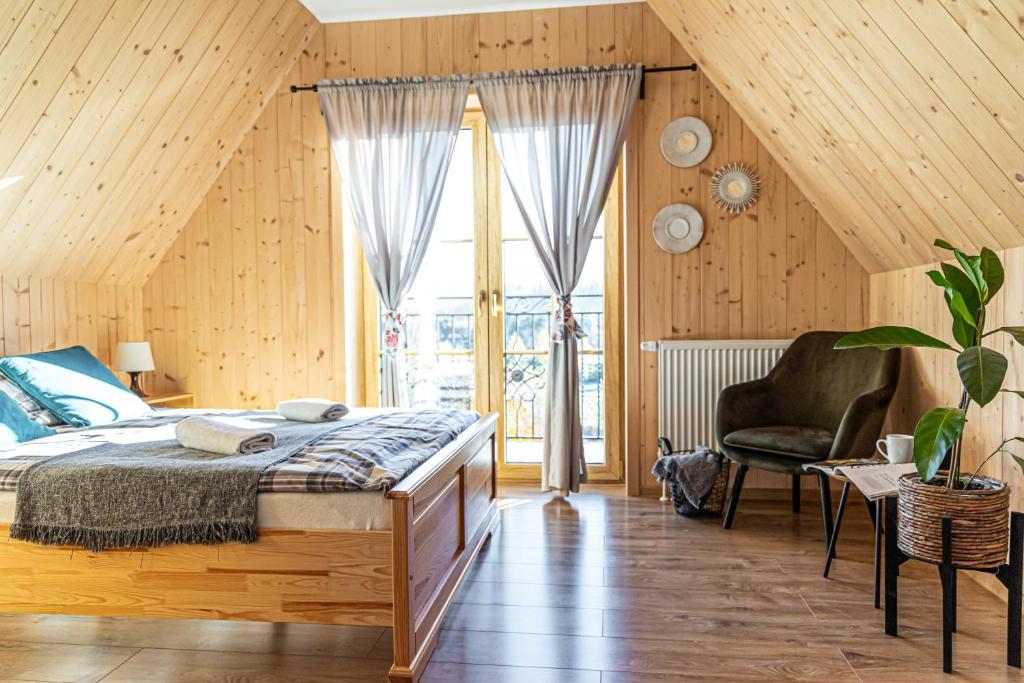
[0,406,498,683]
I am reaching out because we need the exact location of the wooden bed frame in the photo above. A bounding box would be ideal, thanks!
[0,413,499,683]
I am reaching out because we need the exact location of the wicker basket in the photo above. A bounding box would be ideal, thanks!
[658,444,730,518]
[897,472,1010,568]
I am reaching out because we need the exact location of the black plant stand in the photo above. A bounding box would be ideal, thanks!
[884,496,1024,674]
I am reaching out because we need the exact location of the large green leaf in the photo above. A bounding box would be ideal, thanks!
[980,247,1004,301]
[927,270,976,327]
[957,346,1007,406]
[932,235,987,301]
[990,326,1024,346]
[940,263,982,320]
[925,269,948,289]
[928,270,977,347]
[835,326,955,352]
[999,438,1024,479]
[951,315,975,349]
[955,251,988,302]
[913,407,967,482]
[947,290,977,328]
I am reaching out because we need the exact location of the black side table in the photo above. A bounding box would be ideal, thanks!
[818,473,883,609]
[884,496,1024,674]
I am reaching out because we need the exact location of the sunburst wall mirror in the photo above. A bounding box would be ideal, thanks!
[710,163,760,213]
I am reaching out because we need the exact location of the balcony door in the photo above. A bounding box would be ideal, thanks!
[362,110,622,483]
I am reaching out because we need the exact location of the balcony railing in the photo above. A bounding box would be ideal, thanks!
[383,293,605,451]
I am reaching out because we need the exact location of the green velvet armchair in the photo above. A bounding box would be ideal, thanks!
[717,331,900,534]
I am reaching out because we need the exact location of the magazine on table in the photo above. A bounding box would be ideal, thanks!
[836,462,918,501]
[804,458,918,500]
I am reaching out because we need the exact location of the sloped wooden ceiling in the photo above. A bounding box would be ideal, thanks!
[646,0,1024,273]
[0,0,318,285]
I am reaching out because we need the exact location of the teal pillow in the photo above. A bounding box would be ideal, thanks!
[0,390,55,445]
[0,346,152,427]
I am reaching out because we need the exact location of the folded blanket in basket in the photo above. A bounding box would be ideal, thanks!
[175,415,277,455]
[277,398,349,423]
[652,445,721,509]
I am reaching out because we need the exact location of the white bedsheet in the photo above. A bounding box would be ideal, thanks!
[0,490,392,531]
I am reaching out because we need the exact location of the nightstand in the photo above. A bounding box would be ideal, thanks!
[144,393,195,409]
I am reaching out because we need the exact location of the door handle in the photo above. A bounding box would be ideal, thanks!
[477,289,487,317]
[491,288,502,316]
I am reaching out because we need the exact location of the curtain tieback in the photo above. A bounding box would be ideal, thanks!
[552,295,587,343]
[382,310,406,353]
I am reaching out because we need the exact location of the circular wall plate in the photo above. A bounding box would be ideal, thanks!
[653,204,704,254]
[660,117,712,168]
[710,162,760,213]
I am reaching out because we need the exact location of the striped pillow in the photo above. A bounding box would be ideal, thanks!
[0,371,64,427]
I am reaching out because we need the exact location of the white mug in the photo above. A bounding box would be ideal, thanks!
[877,434,914,464]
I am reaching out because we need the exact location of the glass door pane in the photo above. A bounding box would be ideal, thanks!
[362,112,620,480]
[499,177,607,465]
[379,127,478,410]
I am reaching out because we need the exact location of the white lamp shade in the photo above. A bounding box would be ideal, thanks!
[114,342,155,372]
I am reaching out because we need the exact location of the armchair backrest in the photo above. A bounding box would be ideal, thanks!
[768,331,901,431]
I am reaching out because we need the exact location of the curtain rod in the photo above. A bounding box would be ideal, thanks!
[288,64,698,99]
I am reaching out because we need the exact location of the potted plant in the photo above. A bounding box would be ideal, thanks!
[836,239,1024,567]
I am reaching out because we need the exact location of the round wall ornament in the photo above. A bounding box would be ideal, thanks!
[660,116,712,168]
[710,163,760,213]
[652,203,703,254]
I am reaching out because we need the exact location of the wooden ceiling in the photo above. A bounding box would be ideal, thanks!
[647,0,1024,273]
[0,0,318,285]
[4,0,1022,282]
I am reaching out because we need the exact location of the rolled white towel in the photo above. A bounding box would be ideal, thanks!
[277,398,349,423]
[175,416,276,455]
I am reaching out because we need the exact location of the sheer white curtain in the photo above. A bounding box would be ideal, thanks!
[477,65,642,494]
[319,76,469,407]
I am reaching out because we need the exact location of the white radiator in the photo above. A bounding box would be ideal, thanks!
[654,339,791,472]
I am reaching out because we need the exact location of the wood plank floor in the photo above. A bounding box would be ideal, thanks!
[0,485,1021,681]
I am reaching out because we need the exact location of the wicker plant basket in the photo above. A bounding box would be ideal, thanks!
[897,472,1010,568]
[665,450,730,518]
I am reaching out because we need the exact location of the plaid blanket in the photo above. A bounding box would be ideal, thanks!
[257,409,479,492]
[0,409,478,495]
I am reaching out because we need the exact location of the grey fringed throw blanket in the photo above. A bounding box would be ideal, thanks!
[10,411,365,552]
[652,446,722,509]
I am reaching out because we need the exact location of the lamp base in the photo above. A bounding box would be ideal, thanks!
[128,372,147,398]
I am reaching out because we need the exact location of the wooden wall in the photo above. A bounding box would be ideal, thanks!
[625,7,868,494]
[142,31,346,407]
[0,277,143,383]
[145,5,868,492]
[0,0,317,286]
[647,0,1024,273]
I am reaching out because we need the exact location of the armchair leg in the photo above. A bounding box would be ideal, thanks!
[723,464,748,530]
[792,475,801,514]
[818,473,834,544]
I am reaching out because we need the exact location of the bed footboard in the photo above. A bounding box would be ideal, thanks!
[386,413,499,683]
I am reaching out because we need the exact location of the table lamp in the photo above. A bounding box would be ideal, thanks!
[114,342,155,397]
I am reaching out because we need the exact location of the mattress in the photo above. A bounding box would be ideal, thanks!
[0,407,478,495]
[0,489,392,531]
[0,407,480,535]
